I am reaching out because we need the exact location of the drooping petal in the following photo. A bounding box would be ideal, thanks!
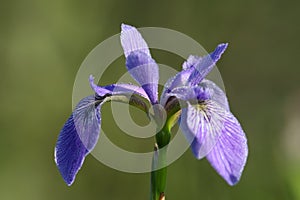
[169,75,247,185]
[125,51,159,104]
[55,95,101,186]
[180,101,225,159]
[179,97,248,185]
[55,115,88,186]
[89,75,149,101]
[206,110,248,186]
[173,84,229,159]
[188,43,228,86]
[162,81,227,129]
[120,24,159,104]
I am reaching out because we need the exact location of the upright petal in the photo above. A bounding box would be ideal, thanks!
[120,24,159,104]
[55,95,101,185]
[182,55,201,70]
[120,24,151,57]
[160,67,194,106]
[125,51,159,104]
[188,43,228,86]
[160,44,227,105]
[162,54,199,95]
[206,110,248,186]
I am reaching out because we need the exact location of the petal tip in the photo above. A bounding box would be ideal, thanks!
[89,75,98,92]
[54,148,74,186]
[216,43,228,53]
[121,23,134,32]
[210,43,229,61]
[228,174,239,186]
[193,152,206,160]
[219,42,229,47]
[89,74,94,81]
[120,23,150,58]
[65,177,75,186]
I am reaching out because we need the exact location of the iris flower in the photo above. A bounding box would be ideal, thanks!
[55,24,248,187]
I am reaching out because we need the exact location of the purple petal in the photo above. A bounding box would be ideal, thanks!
[182,55,201,70]
[163,79,229,111]
[161,59,196,97]
[180,101,225,159]
[89,75,112,97]
[180,98,248,185]
[120,23,151,58]
[125,51,159,104]
[160,44,227,105]
[160,67,194,106]
[89,75,149,101]
[166,86,212,102]
[199,79,229,111]
[206,110,248,186]
[188,43,228,86]
[55,95,101,185]
[120,24,159,104]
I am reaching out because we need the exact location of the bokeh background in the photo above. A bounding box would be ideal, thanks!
[1,0,300,199]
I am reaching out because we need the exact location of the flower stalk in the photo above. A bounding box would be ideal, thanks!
[151,125,171,200]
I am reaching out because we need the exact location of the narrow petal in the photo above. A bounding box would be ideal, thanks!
[182,55,201,70]
[161,57,197,98]
[89,75,149,101]
[120,24,159,104]
[188,43,228,86]
[89,75,149,114]
[125,51,159,104]
[160,67,194,106]
[120,24,151,58]
[89,75,112,97]
[206,110,248,186]
[55,95,101,185]
[160,44,227,105]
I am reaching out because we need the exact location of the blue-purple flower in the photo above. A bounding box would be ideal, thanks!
[55,24,248,186]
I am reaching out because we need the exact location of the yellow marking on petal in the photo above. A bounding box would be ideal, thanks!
[195,103,207,111]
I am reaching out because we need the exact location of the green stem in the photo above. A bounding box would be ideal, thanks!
[150,128,171,200]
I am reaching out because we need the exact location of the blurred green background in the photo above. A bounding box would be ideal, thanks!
[1,0,300,199]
